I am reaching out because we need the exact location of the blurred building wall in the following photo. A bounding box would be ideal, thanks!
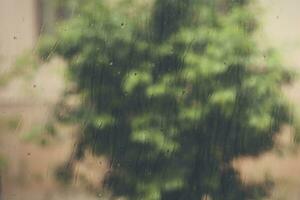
[0,0,40,71]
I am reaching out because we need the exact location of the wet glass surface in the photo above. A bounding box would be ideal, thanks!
[0,0,300,200]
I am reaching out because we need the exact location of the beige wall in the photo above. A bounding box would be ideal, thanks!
[259,0,300,69]
[0,0,39,71]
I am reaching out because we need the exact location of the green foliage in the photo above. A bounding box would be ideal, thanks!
[39,0,294,199]
[0,52,38,86]
[21,123,57,146]
[0,155,7,170]
[0,116,21,131]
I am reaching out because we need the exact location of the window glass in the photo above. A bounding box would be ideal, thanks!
[0,0,299,200]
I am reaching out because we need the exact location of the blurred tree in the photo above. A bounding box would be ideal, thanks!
[39,0,294,199]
